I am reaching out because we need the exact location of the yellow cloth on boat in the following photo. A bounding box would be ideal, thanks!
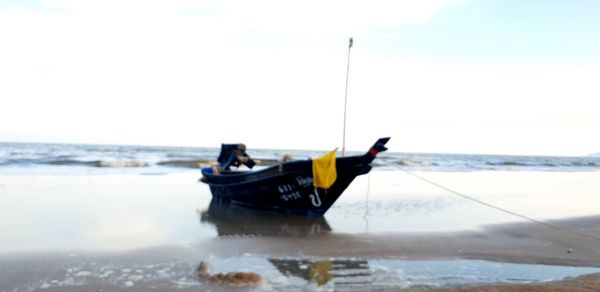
[312,149,337,189]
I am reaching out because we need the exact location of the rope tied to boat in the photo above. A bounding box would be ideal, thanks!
[400,168,600,243]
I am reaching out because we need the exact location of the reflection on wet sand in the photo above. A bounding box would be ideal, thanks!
[269,258,371,287]
[198,198,332,237]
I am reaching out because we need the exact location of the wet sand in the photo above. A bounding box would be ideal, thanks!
[1,171,600,290]
[188,214,600,267]
[433,272,600,291]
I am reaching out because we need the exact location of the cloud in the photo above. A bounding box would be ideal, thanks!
[11,0,599,155]
[25,0,471,41]
[209,0,471,39]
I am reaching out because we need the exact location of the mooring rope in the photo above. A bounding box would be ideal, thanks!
[400,168,600,242]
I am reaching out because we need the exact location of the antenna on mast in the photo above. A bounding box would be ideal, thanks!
[342,37,353,157]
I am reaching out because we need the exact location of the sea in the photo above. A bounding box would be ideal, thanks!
[1,142,599,175]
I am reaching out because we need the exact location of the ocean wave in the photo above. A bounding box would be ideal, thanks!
[2,142,600,174]
[157,159,215,168]
[46,159,98,167]
[570,161,600,167]
[396,160,432,167]
[0,158,47,166]
[157,158,281,169]
[47,159,147,168]
[17,156,600,171]
[94,160,148,168]
[486,161,532,167]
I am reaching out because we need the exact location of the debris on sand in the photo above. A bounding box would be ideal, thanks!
[197,261,262,288]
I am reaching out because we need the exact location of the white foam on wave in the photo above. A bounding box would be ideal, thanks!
[95,160,148,168]
[397,160,431,167]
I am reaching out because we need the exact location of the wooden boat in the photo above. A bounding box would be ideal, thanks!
[200,137,390,215]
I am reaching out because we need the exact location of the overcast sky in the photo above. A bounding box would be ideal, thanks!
[1,0,599,156]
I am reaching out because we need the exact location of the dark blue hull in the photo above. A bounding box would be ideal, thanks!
[200,138,390,215]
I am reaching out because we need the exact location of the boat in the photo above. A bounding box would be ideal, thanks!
[200,137,390,215]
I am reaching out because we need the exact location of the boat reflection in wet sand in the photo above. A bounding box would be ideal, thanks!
[198,198,331,237]
[200,137,390,215]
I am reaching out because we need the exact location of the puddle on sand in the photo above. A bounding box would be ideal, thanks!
[3,255,599,291]
[216,257,600,290]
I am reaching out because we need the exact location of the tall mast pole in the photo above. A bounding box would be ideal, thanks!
[342,37,353,157]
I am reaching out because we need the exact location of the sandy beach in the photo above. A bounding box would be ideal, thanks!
[1,171,600,290]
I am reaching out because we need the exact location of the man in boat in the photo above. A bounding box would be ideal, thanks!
[216,143,256,172]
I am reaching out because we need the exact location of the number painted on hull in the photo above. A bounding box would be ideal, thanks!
[280,191,301,202]
[278,177,317,203]
[295,176,313,188]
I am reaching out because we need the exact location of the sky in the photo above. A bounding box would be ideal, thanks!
[1,0,599,156]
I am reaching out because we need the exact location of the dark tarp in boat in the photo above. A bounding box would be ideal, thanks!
[217,143,256,170]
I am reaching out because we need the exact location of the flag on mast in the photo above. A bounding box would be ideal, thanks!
[349,37,353,48]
